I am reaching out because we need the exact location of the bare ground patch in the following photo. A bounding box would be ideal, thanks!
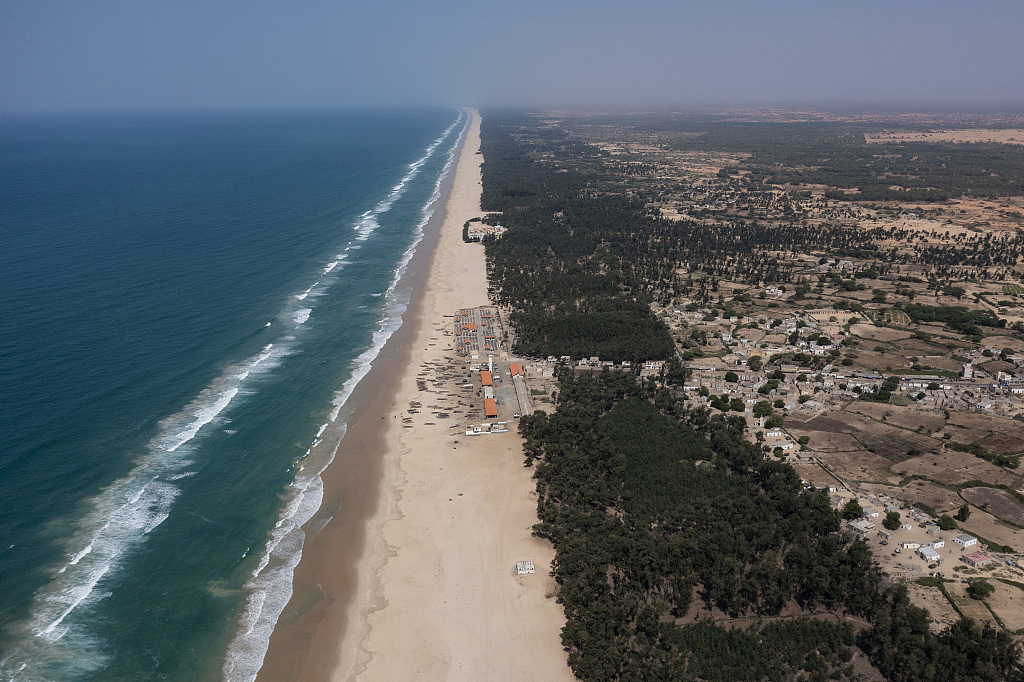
[849,324,913,342]
[989,580,1024,632]
[892,339,950,355]
[979,433,1024,456]
[786,425,862,452]
[846,351,913,372]
[885,479,963,513]
[946,413,1024,455]
[905,584,960,634]
[980,335,1024,352]
[962,487,1024,527]
[942,426,992,446]
[944,582,999,628]
[789,460,843,489]
[894,450,1023,489]
[847,402,946,434]
[865,129,1024,145]
[815,450,899,484]
[958,506,1024,553]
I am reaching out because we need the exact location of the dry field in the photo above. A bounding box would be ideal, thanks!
[943,582,999,628]
[792,427,862,452]
[947,412,1024,455]
[888,479,963,513]
[891,338,951,355]
[733,328,766,344]
[849,325,910,343]
[833,412,936,460]
[978,433,1024,456]
[982,335,1024,351]
[875,309,911,326]
[987,581,1024,632]
[814,449,898,484]
[980,359,1015,374]
[856,214,979,241]
[958,505,1024,553]
[905,584,960,634]
[788,460,842,489]
[846,402,946,434]
[961,487,1024,527]
[893,450,1022,489]
[760,333,789,346]
[788,412,937,477]
[913,356,962,372]
[864,129,1024,145]
[908,324,971,343]
[941,425,994,447]
[845,350,913,372]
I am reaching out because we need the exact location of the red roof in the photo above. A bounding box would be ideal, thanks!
[480,370,493,386]
[483,398,497,417]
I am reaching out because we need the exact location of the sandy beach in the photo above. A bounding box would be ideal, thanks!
[257,110,572,682]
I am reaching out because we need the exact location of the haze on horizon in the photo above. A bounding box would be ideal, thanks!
[2,0,1022,114]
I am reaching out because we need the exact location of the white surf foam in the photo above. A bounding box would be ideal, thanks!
[222,109,469,682]
[293,308,311,325]
[68,544,92,566]
[3,336,295,678]
[352,113,464,244]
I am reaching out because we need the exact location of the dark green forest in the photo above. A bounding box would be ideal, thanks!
[520,370,1022,681]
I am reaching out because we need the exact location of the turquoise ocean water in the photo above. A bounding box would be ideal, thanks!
[0,107,466,680]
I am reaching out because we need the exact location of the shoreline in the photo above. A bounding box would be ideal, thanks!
[339,110,573,681]
[257,108,572,682]
[253,109,469,682]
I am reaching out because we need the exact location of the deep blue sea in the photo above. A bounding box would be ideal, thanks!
[0,107,467,681]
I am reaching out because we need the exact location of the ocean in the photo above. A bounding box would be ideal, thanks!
[0,106,467,681]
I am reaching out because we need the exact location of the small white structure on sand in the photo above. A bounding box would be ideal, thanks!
[954,534,978,548]
[516,560,536,576]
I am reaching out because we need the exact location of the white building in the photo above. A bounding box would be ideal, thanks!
[515,560,536,575]
[954,534,978,548]
[849,519,875,534]
[918,546,941,563]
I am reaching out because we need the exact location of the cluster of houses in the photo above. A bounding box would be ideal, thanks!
[465,223,507,241]
[522,355,666,379]
[846,497,995,572]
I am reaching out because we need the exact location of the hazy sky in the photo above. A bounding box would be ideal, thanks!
[2,0,1022,112]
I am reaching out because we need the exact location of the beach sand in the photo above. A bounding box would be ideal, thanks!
[257,110,572,682]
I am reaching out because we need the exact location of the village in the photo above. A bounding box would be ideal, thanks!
[430,288,1024,637]
[505,292,1024,634]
